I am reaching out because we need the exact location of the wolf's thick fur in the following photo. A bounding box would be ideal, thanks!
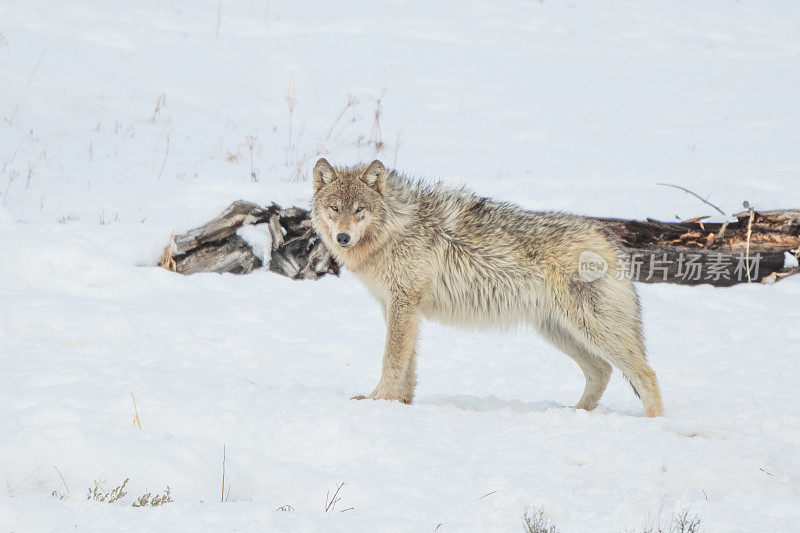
[311,158,663,417]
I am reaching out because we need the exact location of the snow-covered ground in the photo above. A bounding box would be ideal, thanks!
[1,1,799,531]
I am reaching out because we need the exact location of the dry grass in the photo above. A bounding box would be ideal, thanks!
[159,241,177,272]
[86,477,173,507]
[99,209,119,225]
[132,486,172,507]
[282,89,401,182]
[87,477,129,503]
[522,506,559,533]
[635,509,703,533]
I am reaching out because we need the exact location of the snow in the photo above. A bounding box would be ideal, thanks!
[785,251,799,269]
[237,224,273,264]
[1,0,799,531]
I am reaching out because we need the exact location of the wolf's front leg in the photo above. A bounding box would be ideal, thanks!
[354,296,419,404]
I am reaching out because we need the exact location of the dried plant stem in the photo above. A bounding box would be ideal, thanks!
[130,393,142,430]
[325,96,358,141]
[220,445,227,502]
[11,52,46,125]
[2,171,18,208]
[745,206,755,283]
[393,130,403,168]
[285,81,296,166]
[9,463,42,496]
[54,466,70,495]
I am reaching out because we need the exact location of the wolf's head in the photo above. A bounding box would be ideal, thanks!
[311,158,387,252]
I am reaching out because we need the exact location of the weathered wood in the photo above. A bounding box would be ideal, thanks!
[173,235,262,274]
[170,200,270,256]
[160,201,799,286]
[596,214,800,252]
[160,201,339,279]
[590,211,799,285]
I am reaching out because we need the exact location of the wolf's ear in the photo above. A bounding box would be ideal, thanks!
[361,160,387,195]
[313,158,337,191]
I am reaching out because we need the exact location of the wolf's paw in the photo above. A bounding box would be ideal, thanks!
[574,399,599,412]
[370,390,413,404]
[644,404,663,418]
[351,382,413,404]
[351,393,411,404]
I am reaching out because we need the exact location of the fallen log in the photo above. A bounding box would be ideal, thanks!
[159,201,799,287]
[160,201,339,280]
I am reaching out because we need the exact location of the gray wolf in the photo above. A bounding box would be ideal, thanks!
[310,158,663,417]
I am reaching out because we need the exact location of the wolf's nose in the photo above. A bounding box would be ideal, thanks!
[336,233,351,246]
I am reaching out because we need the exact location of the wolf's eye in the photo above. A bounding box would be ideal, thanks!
[330,205,339,212]
[356,205,365,213]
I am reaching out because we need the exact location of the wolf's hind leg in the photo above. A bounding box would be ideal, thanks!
[539,321,612,411]
[598,343,663,418]
[565,281,664,417]
[570,347,611,411]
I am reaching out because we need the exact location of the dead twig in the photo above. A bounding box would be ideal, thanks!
[281,227,312,248]
[220,445,228,502]
[157,132,170,181]
[657,183,726,216]
[324,482,346,512]
[744,201,755,283]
